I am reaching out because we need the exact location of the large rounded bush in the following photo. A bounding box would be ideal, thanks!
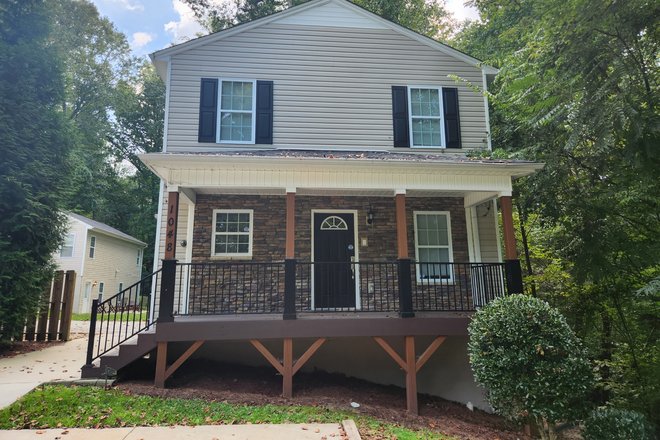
[468,295,593,434]
[582,409,656,440]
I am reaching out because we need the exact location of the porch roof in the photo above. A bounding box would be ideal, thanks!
[138,150,543,206]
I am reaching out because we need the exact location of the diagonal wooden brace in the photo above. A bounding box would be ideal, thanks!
[155,340,204,387]
[250,338,326,398]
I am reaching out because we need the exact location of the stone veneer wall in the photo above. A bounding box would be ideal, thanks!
[189,195,474,313]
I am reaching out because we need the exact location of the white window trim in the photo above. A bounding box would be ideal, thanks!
[413,211,454,282]
[89,235,96,259]
[211,209,254,257]
[216,78,257,144]
[59,233,76,258]
[407,86,445,149]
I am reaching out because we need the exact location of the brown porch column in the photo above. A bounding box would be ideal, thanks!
[405,336,418,414]
[395,191,408,258]
[286,190,295,259]
[499,196,517,259]
[165,191,180,259]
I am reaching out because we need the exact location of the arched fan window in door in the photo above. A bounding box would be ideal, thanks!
[320,216,348,230]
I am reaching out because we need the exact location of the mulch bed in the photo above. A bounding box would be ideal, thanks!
[117,359,532,440]
[0,341,66,359]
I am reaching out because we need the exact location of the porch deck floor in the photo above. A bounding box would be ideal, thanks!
[155,311,473,342]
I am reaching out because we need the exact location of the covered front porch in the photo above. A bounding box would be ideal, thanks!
[84,150,540,414]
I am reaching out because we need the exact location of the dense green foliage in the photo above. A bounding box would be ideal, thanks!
[582,409,656,440]
[0,385,456,439]
[468,295,593,439]
[0,0,73,347]
[455,0,660,430]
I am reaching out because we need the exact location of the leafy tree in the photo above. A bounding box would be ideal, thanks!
[468,295,593,440]
[582,409,656,440]
[0,0,74,346]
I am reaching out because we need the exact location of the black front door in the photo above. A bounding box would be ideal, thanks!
[313,212,356,309]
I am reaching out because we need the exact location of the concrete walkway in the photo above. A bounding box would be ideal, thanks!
[0,337,87,409]
[0,422,361,439]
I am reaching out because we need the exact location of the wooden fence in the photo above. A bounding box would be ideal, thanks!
[23,270,76,342]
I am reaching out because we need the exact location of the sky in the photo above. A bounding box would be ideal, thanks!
[88,0,480,57]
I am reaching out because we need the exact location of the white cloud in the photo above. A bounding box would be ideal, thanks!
[131,32,154,51]
[445,0,480,22]
[107,0,144,11]
[164,0,206,42]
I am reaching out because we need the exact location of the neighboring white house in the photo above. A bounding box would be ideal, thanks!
[54,213,146,314]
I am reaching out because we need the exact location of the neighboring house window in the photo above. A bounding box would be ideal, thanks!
[212,210,253,257]
[89,235,96,258]
[219,80,256,143]
[413,212,454,281]
[59,234,75,258]
[198,79,273,144]
[136,249,141,266]
[409,87,443,148]
[117,282,124,302]
[98,282,104,302]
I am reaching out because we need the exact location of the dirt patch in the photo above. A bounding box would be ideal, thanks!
[117,359,531,440]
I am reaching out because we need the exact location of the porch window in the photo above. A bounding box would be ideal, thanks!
[212,210,253,257]
[60,234,75,258]
[408,87,443,148]
[413,212,453,281]
[219,80,256,143]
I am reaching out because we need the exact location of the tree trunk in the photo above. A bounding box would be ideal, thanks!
[515,198,536,297]
[547,420,558,440]
[536,417,549,440]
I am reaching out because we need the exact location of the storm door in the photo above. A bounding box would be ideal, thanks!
[313,213,356,309]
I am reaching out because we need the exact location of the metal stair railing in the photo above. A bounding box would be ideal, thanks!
[84,269,162,366]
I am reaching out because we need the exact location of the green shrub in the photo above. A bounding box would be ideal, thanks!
[468,295,593,440]
[582,409,656,440]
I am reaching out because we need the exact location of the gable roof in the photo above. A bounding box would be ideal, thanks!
[150,0,497,81]
[68,213,146,246]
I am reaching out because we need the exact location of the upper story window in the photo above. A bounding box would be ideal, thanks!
[60,234,75,258]
[409,87,443,148]
[392,86,461,149]
[89,235,96,259]
[220,80,255,143]
[198,78,273,145]
[212,210,253,257]
[136,248,141,266]
[413,212,454,282]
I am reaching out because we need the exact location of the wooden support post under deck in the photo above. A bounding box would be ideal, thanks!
[155,342,168,388]
[286,191,295,259]
[396,192,408,259]
[499,196,517,260]
[283,338,293,398]
[165,191,180,260]
[405,336,418,415]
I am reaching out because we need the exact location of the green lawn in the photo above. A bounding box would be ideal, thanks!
[0,385,456,439]
[72,312,149,322]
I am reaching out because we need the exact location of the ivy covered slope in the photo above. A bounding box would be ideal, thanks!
[468,295,593,440]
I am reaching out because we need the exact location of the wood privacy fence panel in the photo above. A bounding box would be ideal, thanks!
[23,270,76,342]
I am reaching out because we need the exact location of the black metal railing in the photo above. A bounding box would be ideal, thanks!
[174,262,285,315]
[85,269,161,366]
[154,259,522,321]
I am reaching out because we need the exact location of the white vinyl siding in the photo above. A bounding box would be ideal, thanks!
[476,200,501,263]
[165,23,488,151]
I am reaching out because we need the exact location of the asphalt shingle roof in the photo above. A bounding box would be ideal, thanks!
[68,212,145,246]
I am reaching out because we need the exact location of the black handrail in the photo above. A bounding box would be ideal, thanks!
[84,269,162,365]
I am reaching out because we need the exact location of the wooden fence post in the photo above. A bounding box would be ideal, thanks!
[36,279,53,342]
[60,270,76,341]
[48,271,64,341]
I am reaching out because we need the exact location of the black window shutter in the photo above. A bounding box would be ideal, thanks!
[198,78,218,143]
[255,80,273,144]
[392,86,409,148]
[442,87,461,149]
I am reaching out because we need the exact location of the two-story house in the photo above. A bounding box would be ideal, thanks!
[81,0,542,414]
[54,213,146,314]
